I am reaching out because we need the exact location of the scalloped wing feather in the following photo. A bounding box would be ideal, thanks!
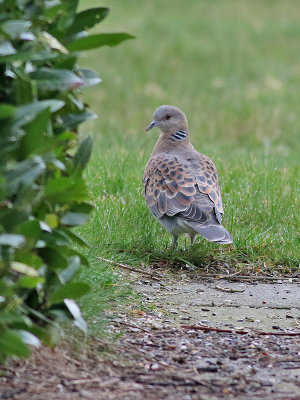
[143,153,224,224]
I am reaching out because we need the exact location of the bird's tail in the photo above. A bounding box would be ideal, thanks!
[188,222,233,244]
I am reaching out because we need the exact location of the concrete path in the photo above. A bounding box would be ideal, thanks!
[135,279,300,332]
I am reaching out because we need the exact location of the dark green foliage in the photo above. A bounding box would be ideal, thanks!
[0,0,132,362]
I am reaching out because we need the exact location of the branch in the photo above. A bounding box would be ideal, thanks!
[181,324,300,336]
[196,274,300,283]
[116,320,152,334]
[97,256,162,281]
[215,285,245,293]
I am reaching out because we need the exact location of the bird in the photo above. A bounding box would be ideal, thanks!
[143,105,233,247]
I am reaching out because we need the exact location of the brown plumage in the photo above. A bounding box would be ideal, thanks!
[143,105,233,246]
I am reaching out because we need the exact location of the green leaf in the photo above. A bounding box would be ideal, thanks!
[73,136,92,170]
[60,211,90,226]
[0,40,16,56]
[40,31,68,54]
[67,7,109,35]
[0,104,15,120]
[41,229,69,246]
[76,68,101,88]
[54,53,77,70]
[43,1,65,18]
[54,0,79,32]
[67,33,135,51]
[64,299,87,334]
[58,131,77,141]
[59,228,90,247]
[14,73,34,105]
[5,156,46,195]
[61,202,93,226]
[0,209,29,233]
[0,234,25,247]
[48,157,66,172]
[14,330,41,348]
[20,32,35,41]
[45,176,88,203]
[62,111,97,128]
[60,247,89,266]
[48,282,90,304]
[0,330,30,357]
[18,219,41,240]
[2,20,32,39]
[15,251,43,269]
[13,100,65,127]
[63,298,80,319]
[38,247,68,270]
[11,262,39,276]
[74,316,87,334]
[45,177,75,195]
[39,221,52,233]
[0,311,31,326]
[18,109,53,158]
[15,276,45,288]
[45,214,59,229]
[58,255,81,284]
[30,68,84,92]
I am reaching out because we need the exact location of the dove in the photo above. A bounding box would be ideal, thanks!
[143,105,233,247]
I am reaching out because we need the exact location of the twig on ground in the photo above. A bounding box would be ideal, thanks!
[196,274,300,283]
[215,285,245,293]
[254,331,300,336]
[70,377,120,387]
[97,256,162,281]
[63,354,82,366]
[116,320,152,334]
[182,325,248,335]
[181,324,300,336]
[134,372,207,386]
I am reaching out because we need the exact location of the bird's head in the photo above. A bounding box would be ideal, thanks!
[146,105,189,138]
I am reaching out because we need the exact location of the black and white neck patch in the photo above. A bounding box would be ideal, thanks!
[171,130,188,142]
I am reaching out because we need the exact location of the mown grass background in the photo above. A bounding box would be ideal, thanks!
[76,0,299,320]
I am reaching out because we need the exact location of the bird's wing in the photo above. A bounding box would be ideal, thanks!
[190,153,224,217]
[143,153,223,223]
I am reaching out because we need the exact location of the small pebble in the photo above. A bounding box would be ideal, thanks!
[151,283,161,289]
[150,363,160,371]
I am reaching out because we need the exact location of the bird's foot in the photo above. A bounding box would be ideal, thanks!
[189,233,197,246]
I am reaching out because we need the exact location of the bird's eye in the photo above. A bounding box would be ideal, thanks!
[165,114,171,120]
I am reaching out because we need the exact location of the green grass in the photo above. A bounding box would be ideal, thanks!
[77,0,300,290]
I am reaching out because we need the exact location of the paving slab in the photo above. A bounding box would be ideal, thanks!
[134,280,300,331]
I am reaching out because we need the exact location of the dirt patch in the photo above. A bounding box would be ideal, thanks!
[1,273,300,400]
[1,317,300,400]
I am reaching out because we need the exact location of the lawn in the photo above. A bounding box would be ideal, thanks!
[77,0,299,307]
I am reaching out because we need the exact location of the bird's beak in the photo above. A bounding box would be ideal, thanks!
[146,120,158,132]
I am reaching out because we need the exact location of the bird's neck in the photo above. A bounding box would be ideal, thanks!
[150,131,193,157]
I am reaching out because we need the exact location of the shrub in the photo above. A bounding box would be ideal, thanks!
[0,0,133,362]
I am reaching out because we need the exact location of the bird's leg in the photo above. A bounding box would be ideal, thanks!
[170,234,178,250]
[189,233,197,246]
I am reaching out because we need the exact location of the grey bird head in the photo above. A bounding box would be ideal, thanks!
[146,105,189,137]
